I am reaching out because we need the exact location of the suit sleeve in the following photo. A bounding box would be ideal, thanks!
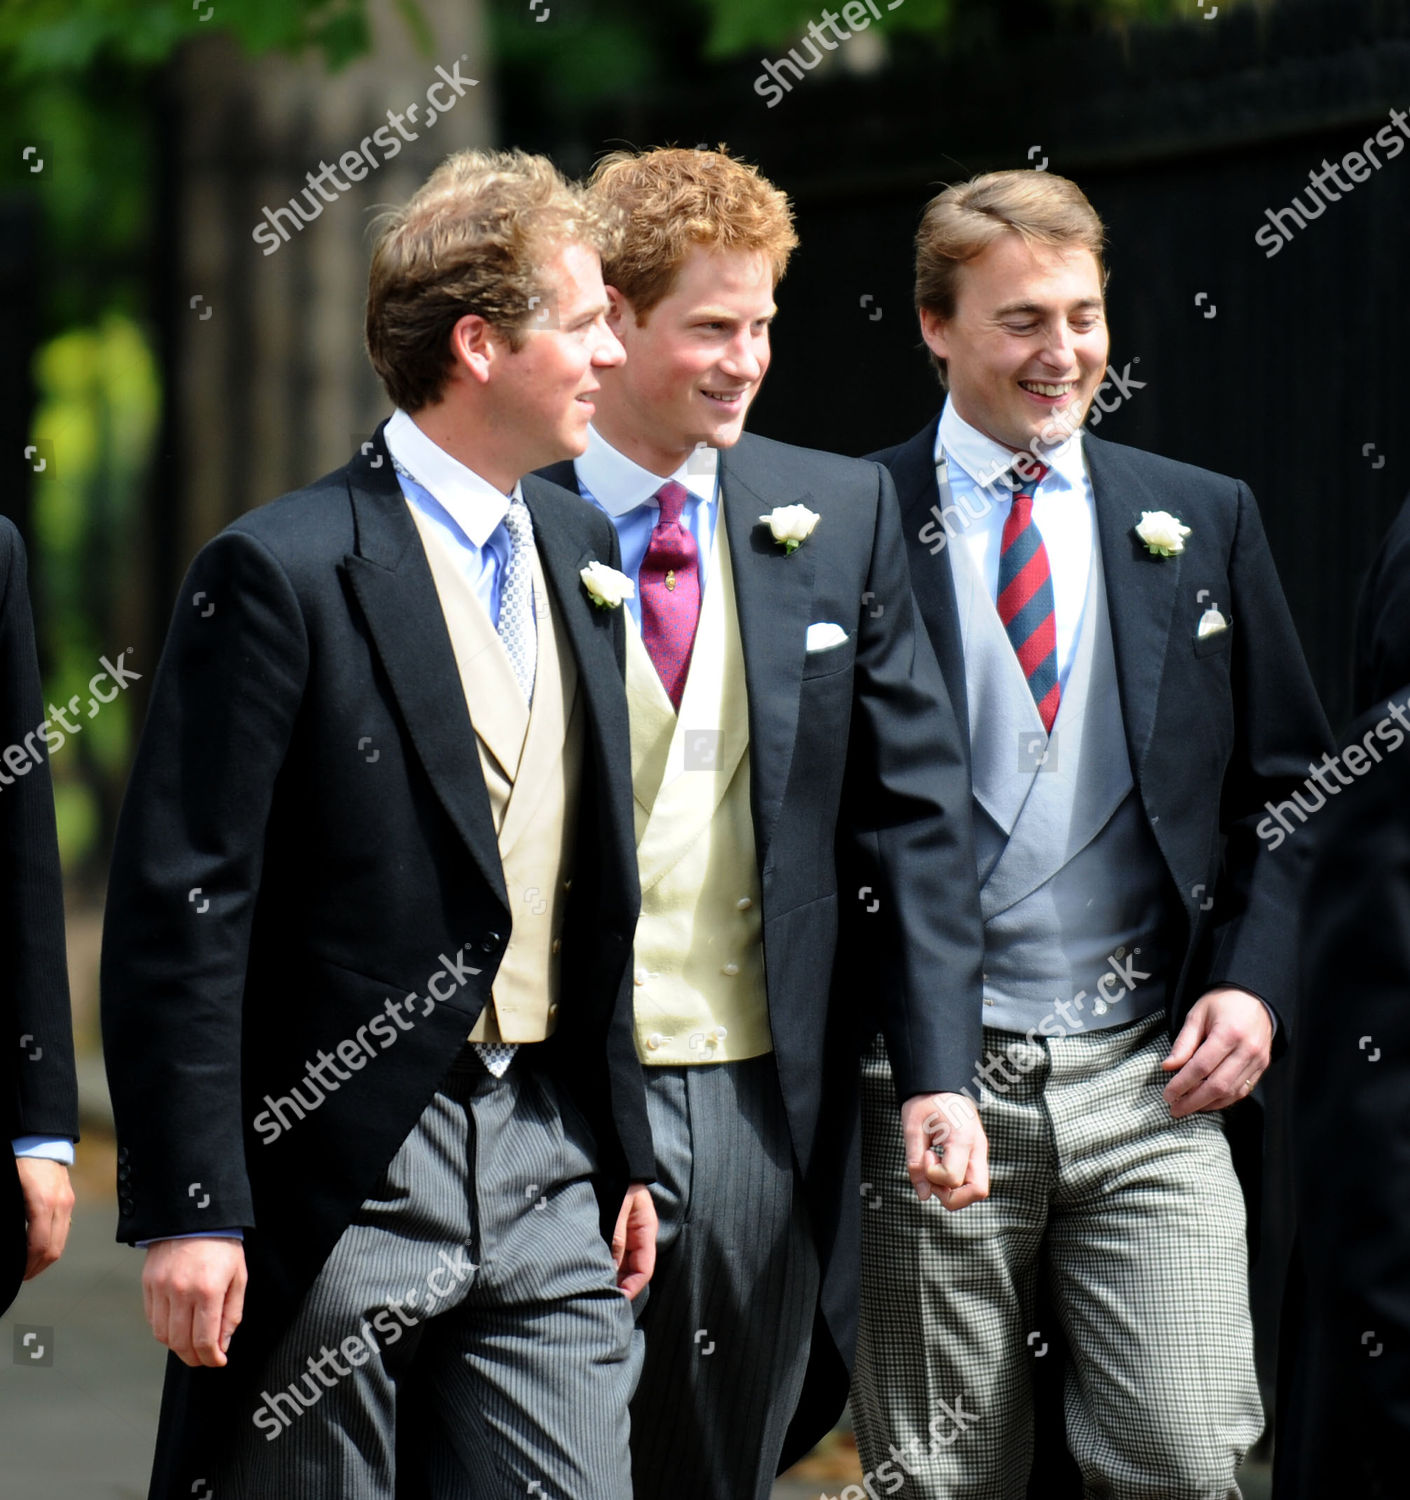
[0,522,77,1143]
[1201,482,1333,1042]
[839,467,985,1100]
[101,528,308,1242]
[1352,493,1410,716]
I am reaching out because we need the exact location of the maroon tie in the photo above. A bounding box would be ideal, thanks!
[640,481,701,710]
[996,463,1060,733]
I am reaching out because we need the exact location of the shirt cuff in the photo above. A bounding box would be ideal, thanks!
[135,1229,245,1247]
[12,1136,76,1165]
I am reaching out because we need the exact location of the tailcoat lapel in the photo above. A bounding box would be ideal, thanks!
[341,428,508,907]
[1084,434,1184,780]
[521,473,638,885]
[888,416,971,745]
[718,442,818,875]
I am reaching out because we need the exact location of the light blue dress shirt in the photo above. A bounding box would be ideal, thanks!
[572,426,719,625]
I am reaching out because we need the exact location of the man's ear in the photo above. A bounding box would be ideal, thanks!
[919,306,950,363]
[448,313,496,385]
[604,286,635,338]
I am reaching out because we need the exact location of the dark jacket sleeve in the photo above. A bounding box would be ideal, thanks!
[839,467,984,1100]
[100,527,308,1241]
[0,519,77,1144]
[1353,492,1410,717]
[1199,482,1334,1042]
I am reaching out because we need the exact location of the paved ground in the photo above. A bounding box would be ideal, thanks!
[1,1199,1273,1499]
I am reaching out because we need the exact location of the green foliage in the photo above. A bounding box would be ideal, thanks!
[28,311,158,870]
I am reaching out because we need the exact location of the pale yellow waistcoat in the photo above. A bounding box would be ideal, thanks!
[627,516,771,1065]
[407,503,582,1043]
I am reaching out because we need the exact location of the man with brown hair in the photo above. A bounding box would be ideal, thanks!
[853,168,1332,1497]
[103,149,654,1499]
[538,145,985,1500]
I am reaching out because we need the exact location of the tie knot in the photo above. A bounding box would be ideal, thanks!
[653,480,690,529]
[1010,460,1049,498]
[503,493,534,546]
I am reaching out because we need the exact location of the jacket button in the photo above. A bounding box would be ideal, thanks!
[551,939,562,955]
[547,1002,560,1019]
[480,932,502,953]
[117,1165,131,1182]
[722,962,739,977]
[634,968,647,986]
[119,1196,135,1215]
[736,897,752,911]
[117,1146,130,1164]
[645,1032,664,1051]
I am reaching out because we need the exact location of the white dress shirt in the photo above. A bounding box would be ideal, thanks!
[935,399,1095,689]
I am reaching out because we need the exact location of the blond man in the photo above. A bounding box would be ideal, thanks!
[103,150,654,1499]
[538,147,985,1500]
[853,169,1332,1498]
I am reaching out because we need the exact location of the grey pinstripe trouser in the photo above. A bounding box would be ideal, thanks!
[629,1056,820,1500]
[222,1050,639,1498]
[852,1013,1263,1500]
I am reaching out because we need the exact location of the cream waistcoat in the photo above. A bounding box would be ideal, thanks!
[407,503,583,1043]
[626,515,771,1065]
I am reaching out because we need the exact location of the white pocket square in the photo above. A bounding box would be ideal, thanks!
[806,621,849,653]
[1196,608,1229,639]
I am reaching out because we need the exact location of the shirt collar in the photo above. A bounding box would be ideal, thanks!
[935,397,1088,495]
[577,424,719,516]
[383,408,523,548]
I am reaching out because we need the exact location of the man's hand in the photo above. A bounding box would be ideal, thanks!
[142,1238,247,1368]
[1162,987,1273,1118]
[15,1157,74,1280]
[901,1092,989,1210]
[611,1181,657,1301]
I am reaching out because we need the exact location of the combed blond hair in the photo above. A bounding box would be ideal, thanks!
[587,146,798,317]
[915,170,1107,386]
[365,149,618,412]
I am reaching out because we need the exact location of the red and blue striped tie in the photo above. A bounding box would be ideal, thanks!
[997,463,1060,733]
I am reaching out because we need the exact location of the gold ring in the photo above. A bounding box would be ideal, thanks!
[1242,1077,1255,1092]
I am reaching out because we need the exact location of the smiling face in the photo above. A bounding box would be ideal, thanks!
[920,233,1110,455]
[487,239,626,476]
[592,244,776,476]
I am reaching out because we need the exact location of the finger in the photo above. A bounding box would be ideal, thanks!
[903,1118,933,1202]
[1162,1013,1204,1071]
[161,1293,199,1366]
[610,1206,630,1272]
[1161,1037,1226,1103]
[1172,1058,1257,1117]
[191,1284,228,1368]
[220,1263,247,1356]
[22,1210,50,1280]
[926,1134,967,1191]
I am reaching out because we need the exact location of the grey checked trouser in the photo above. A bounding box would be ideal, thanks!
[852,1012,1263,1500]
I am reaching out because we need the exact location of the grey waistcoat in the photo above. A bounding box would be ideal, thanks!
[950,519,1175,1036]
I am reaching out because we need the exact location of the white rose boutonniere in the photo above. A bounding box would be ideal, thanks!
[759,504,820,555]
[1134,510,1192,558]
[580,561,635,610]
